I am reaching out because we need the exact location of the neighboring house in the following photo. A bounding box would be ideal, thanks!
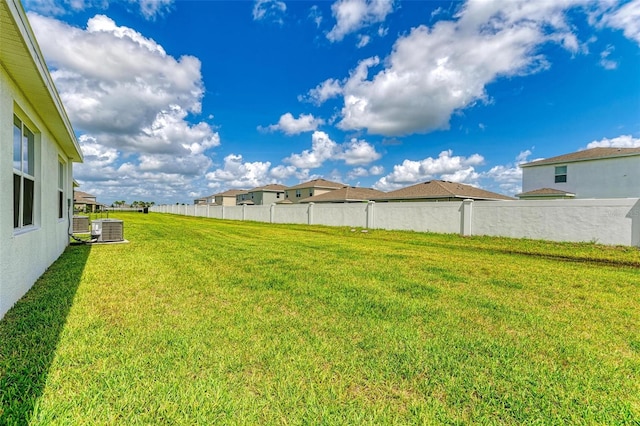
[235,190,252,205]
[374,180,514,202]
[284,179,345,204]
[519,147,640,199]
[214,189,246,206]
[300,186,385,203]
[74,190,104,212]
[194,197,207,205]
[1,0,83,319]
[247,184,287,205]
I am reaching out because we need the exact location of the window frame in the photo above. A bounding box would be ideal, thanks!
[13,114,37,231]
[58,158,65,220]
[554,165,567,183]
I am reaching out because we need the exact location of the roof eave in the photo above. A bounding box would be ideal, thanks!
[3,0,82,163]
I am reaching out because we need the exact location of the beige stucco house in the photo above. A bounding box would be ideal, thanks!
[214,189,246,206]
[1,0,83,319]
[284,179,344,204]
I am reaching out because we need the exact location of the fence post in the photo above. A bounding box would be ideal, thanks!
[461,199,473,236]
[270,203,276,223]
[221,205,225,220]
[308,202,314,225]
[366,201,375,229]
[242,204,246,221]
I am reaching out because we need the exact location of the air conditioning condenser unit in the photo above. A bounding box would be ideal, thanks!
[91,219,124,242]
[73,215,89,233]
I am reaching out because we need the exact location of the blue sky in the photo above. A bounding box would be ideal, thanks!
[23,0,640,205]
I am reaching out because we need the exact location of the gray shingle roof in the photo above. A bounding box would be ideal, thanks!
[374,180,514,201]
[517,188,576,198]
[521,147,640,167]
[286,178,345,190]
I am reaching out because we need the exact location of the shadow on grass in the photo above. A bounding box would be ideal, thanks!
[0,244,90,424]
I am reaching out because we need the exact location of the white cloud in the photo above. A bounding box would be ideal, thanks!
[284,131,381,168]
[260,113,325,135]
[356,34,371,48]
[253,0,287,24]
[315,0,613,136]
[336,138,381,165]
[309,5,323,28]
[25,0,173,19]
[586,135,640,148]
[599,45,618,69]
[374,150,484,191]
[601,0,640,45]
[302,78,343,105]
[369,165,384,175]
[327,0,395,42]
[30,13,219,204]
[29,14,208,143]
[285,131,338,168]
[347,164,384,180]
[479,149,534,195]
[205,154,273,189]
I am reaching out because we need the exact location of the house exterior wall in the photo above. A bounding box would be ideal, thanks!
[215,195,237,206]
[522,156,640,198]
[249,191,284,205]
[284,187,334,204]
[0,66,75,319]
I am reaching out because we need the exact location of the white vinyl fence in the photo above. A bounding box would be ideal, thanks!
[152,198,640,247]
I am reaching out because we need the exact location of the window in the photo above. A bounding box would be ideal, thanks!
[276,192,281,199]
[13,115,36,229]
[58,160,65,219]
[309,190,313,196]
[295,189,301,198]
[555,165,567,183]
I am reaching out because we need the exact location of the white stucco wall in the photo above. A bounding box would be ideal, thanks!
[0,67,75,319]
[374,202,463,233]
[314,203,368,227]
[152,198,640,247]
[522,156,640,198]
[473,199,640,246]
[272,205,309,224]
[244,205,271,222]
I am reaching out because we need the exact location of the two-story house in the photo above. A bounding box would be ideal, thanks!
[283,179,345,204]
[518,147,640,199]
[247,184,287,205]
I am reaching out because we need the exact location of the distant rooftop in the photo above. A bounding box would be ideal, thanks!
[374,180,514,201]
[521,147,640,168]
[301,186,385,203]
[286,178,345,190]
[517,188,576,198]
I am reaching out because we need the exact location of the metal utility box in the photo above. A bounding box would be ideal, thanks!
[91,219,124,242]
[73,215,90,233]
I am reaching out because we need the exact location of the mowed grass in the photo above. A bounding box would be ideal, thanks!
[1,212,639,425]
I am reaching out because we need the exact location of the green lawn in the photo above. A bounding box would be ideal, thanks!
[1,212,639,425]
